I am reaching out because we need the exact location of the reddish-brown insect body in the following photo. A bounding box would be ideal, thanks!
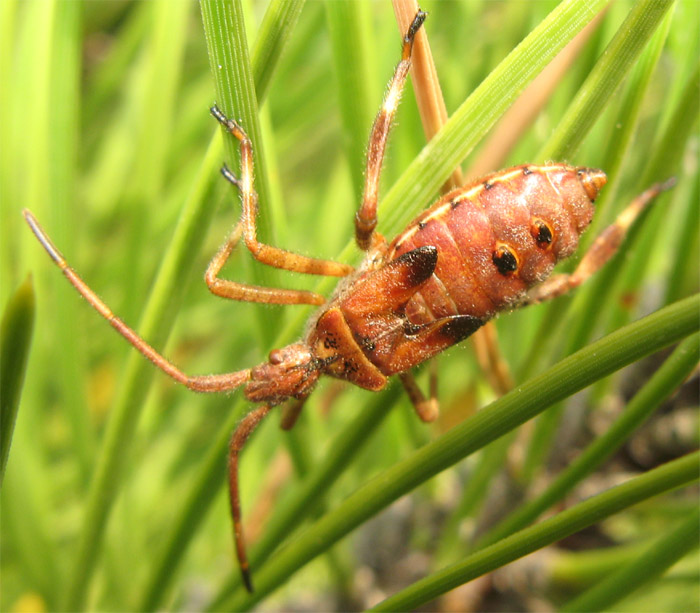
[23,10,671,594]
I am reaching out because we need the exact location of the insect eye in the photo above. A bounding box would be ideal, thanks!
[492,244,518,275]
[531,219,553,248]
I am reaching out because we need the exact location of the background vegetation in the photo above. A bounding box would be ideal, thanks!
[1,0,698,611]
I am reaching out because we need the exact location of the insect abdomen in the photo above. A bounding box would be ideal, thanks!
[387,165,604,324]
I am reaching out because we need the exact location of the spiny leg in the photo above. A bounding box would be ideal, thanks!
[355,9,427,250]
[205,166,327,305]
[205,220,327,306]
[399,364,439,422]
[23,209,250,393]
[525,179,675,304]
[228,403,273,593]
[211,106,353,278]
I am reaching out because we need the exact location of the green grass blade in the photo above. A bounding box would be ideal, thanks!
[0,277,35,486]
[479,331,700,549]
[200,0,280,346]
[252,0,305,103]
[373,452,699,611]
[562,507,700,612]
[325,0,376,199]
[228,294,699,607]
[538,0,675,161]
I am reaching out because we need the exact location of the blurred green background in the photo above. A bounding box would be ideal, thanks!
[1,1,698,611]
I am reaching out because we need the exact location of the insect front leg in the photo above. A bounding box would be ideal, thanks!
[211,107,354,284]
[525,180,675,304]
[355,10,427,250]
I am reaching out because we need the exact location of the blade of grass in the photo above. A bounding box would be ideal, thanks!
[252,0,305,99]
[537,0,675,161]
[434,431,517,566]
[373,451,699,611]
[227,294,699,607]
[478,331,700,549]
[0,277,35,485]
[48,0,94,485]
[326,0,376,199]
[200,0,282,347]
[562,507,700,612]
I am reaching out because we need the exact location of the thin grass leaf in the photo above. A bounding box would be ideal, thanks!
[252,0,305,100]
[373,452,700,611]
[325,0,377,199]
[562,507,700,612]
[538,0,675,161]
[0,277,35,485]
[48,0,95,485]
[479,332,700,549]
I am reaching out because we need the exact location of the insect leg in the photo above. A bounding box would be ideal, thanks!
[355,10,427,251]
[23,209,251,392]
[205,220,327,306]
[211,106,353,278]
[526,179,675,304]
[399,368,439,422]
[228,403,273,593]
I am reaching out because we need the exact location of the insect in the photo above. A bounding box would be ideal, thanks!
[24,10,671,593]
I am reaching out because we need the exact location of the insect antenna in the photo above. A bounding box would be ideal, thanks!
[23,209,251,393]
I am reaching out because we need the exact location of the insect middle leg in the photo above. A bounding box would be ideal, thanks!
[525,179,675,304]
[210,107,353,302]
[399,365,439,422]
[355,10,427,251]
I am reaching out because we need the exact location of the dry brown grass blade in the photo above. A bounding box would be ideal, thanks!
[392,0,513,396]
[466,11,605,179]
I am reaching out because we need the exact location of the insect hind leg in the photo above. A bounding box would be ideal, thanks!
[525,179,675,304]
